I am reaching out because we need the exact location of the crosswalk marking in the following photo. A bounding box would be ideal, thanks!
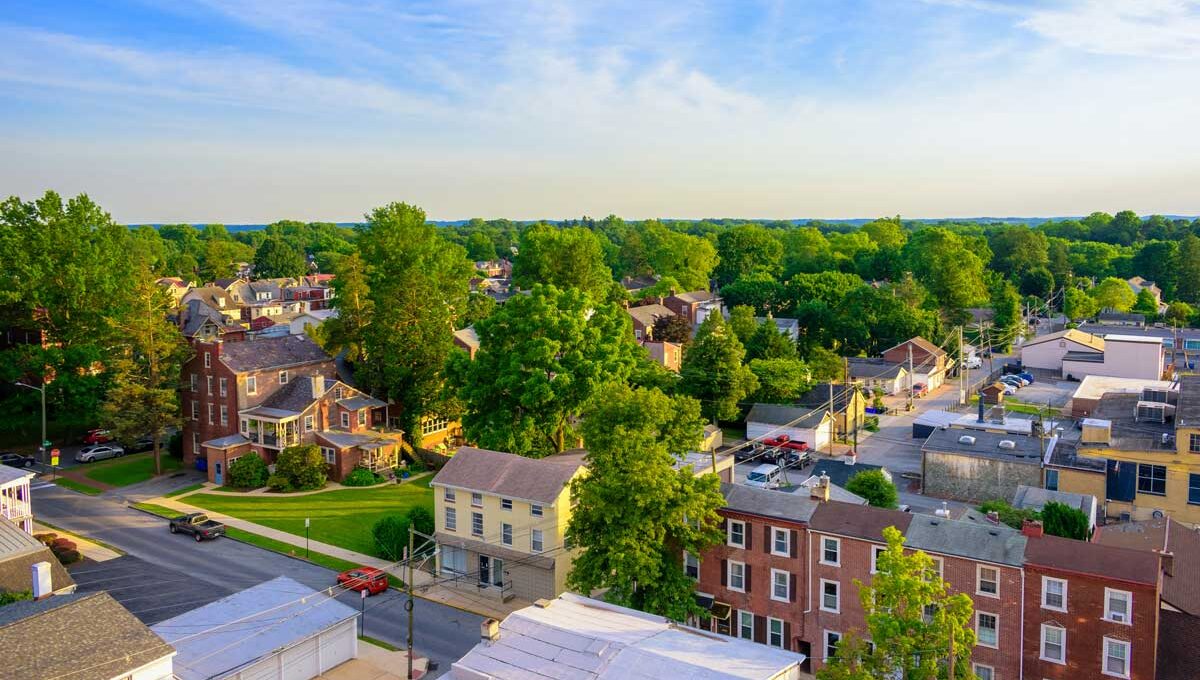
[30,481,56,490]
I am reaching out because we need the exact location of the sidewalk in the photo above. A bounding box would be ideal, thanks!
[320,639,429,679]
[144,495,526,621]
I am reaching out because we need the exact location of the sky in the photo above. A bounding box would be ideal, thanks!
[2,0,1199,223]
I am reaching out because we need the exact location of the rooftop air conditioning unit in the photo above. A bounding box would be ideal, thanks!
[958,435,976,445]
[998,440,1017,450]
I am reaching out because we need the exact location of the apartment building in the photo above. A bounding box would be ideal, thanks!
[431,447,587,603]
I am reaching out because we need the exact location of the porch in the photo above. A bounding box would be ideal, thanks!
[0,465,35,533]
[239,407,301,449]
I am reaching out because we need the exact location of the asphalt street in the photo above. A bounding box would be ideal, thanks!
[34,484,481,677]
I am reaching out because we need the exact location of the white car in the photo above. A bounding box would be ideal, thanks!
[75,444,125,463]
[744,463,783,489]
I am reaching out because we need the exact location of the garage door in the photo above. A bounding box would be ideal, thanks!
[318,620,357,673]
[281,637,320,680]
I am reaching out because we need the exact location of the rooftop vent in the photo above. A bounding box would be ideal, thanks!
[958,435,977,445]
[998,440,1016,450]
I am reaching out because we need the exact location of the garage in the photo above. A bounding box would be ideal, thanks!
[152,576,359,680]
[745,403,833,452]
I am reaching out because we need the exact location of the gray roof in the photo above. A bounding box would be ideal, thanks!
[0,592,175,678]
[153,576,357,680]
[453,326,480,350]
[720,482,820,524]
[755,316,799,333]
[1178,376,1200,428]
[746,403,829,429]
[337,395,386,410]
[0,521,74,595]
[805,460,885,489]
[671,290,714,304]
[432,447,587,504]
[1012,485,1096,516]
[904,514,1028,567]
[627,303,676,327]
[202,433,251,449]
[181,299,239,337]
[259,376,329,412]
[0,464,33,486]
[316,431,389,449]
[1045,440,1106,472]
[845,357,905,380]
[219,334,332,373]
[796,383,861,409]
[240,406,301,419]
[921,427,1044,462]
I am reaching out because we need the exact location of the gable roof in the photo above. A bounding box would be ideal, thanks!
[218,335,332,373]
[905,514,1027,567]
[795,383,861,409]
[0,521,74,595]
[453,326,480,350]
[258,376,339,412]
[184,285,237,309]
[432,447,587,504]
[845,357,906,380]
[745,403,829,429]
[1021,328,1105,352]
[1023,533,1159,586]
[0,592,175,679]
[627,303,676,328]
[720,482,820,525]
[883,336,946,358]
[670,290,714,304]
[809,501,911,542]
[1096,518,1200,616]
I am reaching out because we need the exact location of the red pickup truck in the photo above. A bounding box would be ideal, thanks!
[762,434,809,452]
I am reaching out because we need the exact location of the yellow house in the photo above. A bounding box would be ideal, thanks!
[430,447,587,602]
[1073,377,1200,527]
[797,383,867,440]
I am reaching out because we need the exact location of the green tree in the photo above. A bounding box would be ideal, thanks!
[1068,241,1122,279]
[714,224,782,287]
[816,527,976,680]
[745,319,798,361]
[748,358,811,403]
[727,305,758,342]
[1019,267,1055,299]
[1096,210,1141,246]
[781,227,832,277]
[652,314,693,344]
[1063,286,1099,321]
[1132,289,1160,318]
[455,285,639,457]
[720,273,785,315]
[459,292,496,329]
[253,237,307,278]
[679,315,758,422]
[860,216,907,249]
[204,239,253,279]
[1177,234,1200,303]
[989,225,1049,278]
[566,386,725,620]
[1131,241,1178,299]
[226,452,269,489]
[835,285,936,357]
[978,499,1039,529]
[322,253,374,363]
[274,444,327,490]
[640,221,719,291]
[1091,276,1136,312]
[803,346,845,382]
[1165,301,1195,325]
[844,470,898,508]
[512,224,613,300]
[466,231,498,261]
[1040,501,1090,540]
[100,267,190,475]
[354,203,473,440]
[989,278,1022,352]
[902,228,988,321]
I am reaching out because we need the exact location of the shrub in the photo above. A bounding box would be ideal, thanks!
[227,453,269,489]
[266,473,293,493]
[978,499,1039,529]
[274,444,327,491]
[50,538,77,552]
[55,549,82,565]
[407,506,434,536]
[168,430,184,458]
[0,590,32,607]
[34,533,57,546]
[372,514,410,560]
[1041,501,1090,540]
[845,469,898,509]
[864,416,880,432]
[342,467,380,487]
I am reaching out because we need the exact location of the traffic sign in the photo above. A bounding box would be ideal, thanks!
[50,449,60,466]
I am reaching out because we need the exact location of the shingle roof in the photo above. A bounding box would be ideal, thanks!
[1096,518,1200,616]
[202,433,250,449]
[1023,534,1159,585]
[745,403,829,429]
[431,447,587,504]
[904,514,1027,567]
[845,357,906,380]
[627,303,676,328]
[809,501,911,542]
[884,336,946,358]
[671,290,714,304]
[218,335,331,373]
[0,521,74,595]
[1021,328,1105,351]
[805,460,885,489]
[0,592,175,678]
[1156,610,1200,680]
[795,383,860,409]
[720,482,820,524]
[453,326,480,350]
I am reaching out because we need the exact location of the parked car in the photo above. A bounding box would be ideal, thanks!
[745,463,783,489]
[999,376,1024,388]
[168,513,226,542]
[964,357,983,369]
[1002,385,1018,395]
[82,428,112,445]
[337,566,390,596]
[774,449,811,468]
[910,383,928,398]
[735,443,764,462]
[75,444,125,463]
[124,435,155,453]
[0,452,35,468]
[1017,372,1035,384]
[762,434,809,452]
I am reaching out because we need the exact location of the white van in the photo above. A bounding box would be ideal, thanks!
[744,463,783,490]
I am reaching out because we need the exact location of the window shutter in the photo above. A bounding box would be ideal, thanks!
[764,526,771,554]
[790,530,798,558]
[782,621,792,650]
[745,523,753,551]
[720,560,727,587]
[745,564,752,593]
[754,615,767,644]
[790,573,797,603]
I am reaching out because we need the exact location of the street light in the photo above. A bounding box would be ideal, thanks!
[14,381,48,464]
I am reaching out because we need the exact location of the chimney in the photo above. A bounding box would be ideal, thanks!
[1022,519,1044,538]
[311,374,325,399]
[31,561,52,599]
[481,618,500,642]
[1159,550,1175,577]
[810,474,831,502]
[986,511,1000,525]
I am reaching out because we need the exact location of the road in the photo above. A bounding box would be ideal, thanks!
[32,484,481,677]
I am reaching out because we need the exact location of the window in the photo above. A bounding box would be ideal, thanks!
[501,498,512,511]
[767,617,784,648]
[728,561,746,591]
[1105,588,1131,623]
[190,373,198,391]
[1137,464,1167,495]
[820,536,840,566]
[219,377,227,397]
[977,565,1000,597]
[220,405,228,426]
[871,546,885,573]
[204,352,211,368]
[929,556,944,577]
[471,512,483,537]
[1046,468,1060,491]
[771,569,790,602]
[684,552,700,580]
[531,503,544,517]
[441,545,465,574]
[1191,433,1200,453]
[973,664,994,680]
[1042,576,1067,611]
[531,529,544,552]
[821,579,840,613]
[278,370,288,384]
[976,612,998,648]
[207,375,213,395]
[421,415,450,436]
[824,631,841,662]
[358,409,366,426]
[922,603,938,624]
[1041,623,1066,663]
[472,492,483,507]
[320,446,335,464]
[190,400,199,420]
[246,375,257,395]
[303,415,313,431]
[727,520,745,547]
[240,418,248,434]
[1103,637,1130,678]
[444,488,456,502]
[1190,473,1200,505]
[501,523,513,546]
[192,431,200,450]
[444,507,457,531]
[340,411,350,428]
[737,611,754,640]
[772,527,789,556]
[207,403,215,424]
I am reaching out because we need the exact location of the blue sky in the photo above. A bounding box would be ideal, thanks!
[2,0,1199,222]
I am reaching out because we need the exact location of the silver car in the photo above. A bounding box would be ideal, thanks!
[75,444,125,463]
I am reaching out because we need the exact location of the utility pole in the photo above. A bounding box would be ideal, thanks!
[906,344,914,412]
[828,381,835,456]
[407,524,416,680]
[958,325,966,407]
[14,380,47,465]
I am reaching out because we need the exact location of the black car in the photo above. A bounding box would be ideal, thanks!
[734,443,764,463]
[125,435,155,453]
[0,452,35,468]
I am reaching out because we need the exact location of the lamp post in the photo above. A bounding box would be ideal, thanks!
[14,381,47,464]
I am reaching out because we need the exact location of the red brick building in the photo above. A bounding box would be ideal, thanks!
[664,290,716,326]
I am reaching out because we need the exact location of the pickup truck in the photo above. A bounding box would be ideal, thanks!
[762,434,810,452]
[168,513,226,542]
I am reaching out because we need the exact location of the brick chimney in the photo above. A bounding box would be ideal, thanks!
[1159,550,1175,577]
[1022,519,1044,538]
[810,474,831,502]
[311,374,325,399]
[986,511,1000,525]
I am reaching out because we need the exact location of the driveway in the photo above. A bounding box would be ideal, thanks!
[32,485,481,677]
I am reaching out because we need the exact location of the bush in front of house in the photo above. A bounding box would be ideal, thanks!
[227,452,269,489]
[266,473,293,492]
[342,467,381,487]
[34,534,83,565]
[273,444,327,491]
[372,506,437,560]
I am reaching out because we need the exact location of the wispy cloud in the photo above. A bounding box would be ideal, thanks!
[1021,0,1200,59]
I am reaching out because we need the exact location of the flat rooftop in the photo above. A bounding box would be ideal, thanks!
[922,427,1047,462]
[1071,375,1176,402]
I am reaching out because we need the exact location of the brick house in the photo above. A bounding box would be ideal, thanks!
[626,303,676,341]
[882,336,951,391]
[664,290,718,326]
[284,285,333,310]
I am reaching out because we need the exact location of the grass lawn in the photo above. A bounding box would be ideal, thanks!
[130,502,362,572]
[968,395,1046,416]
[54,478,104,495]
[83,453,181,487]
[164,483,205,498]
[186,476,434,558]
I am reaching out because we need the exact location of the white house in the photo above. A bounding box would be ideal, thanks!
[1060,334,1165,381]
[1019,328,1105,371]
[0,464,33,533]
[289,308,338,336]
[745,403,834,452]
